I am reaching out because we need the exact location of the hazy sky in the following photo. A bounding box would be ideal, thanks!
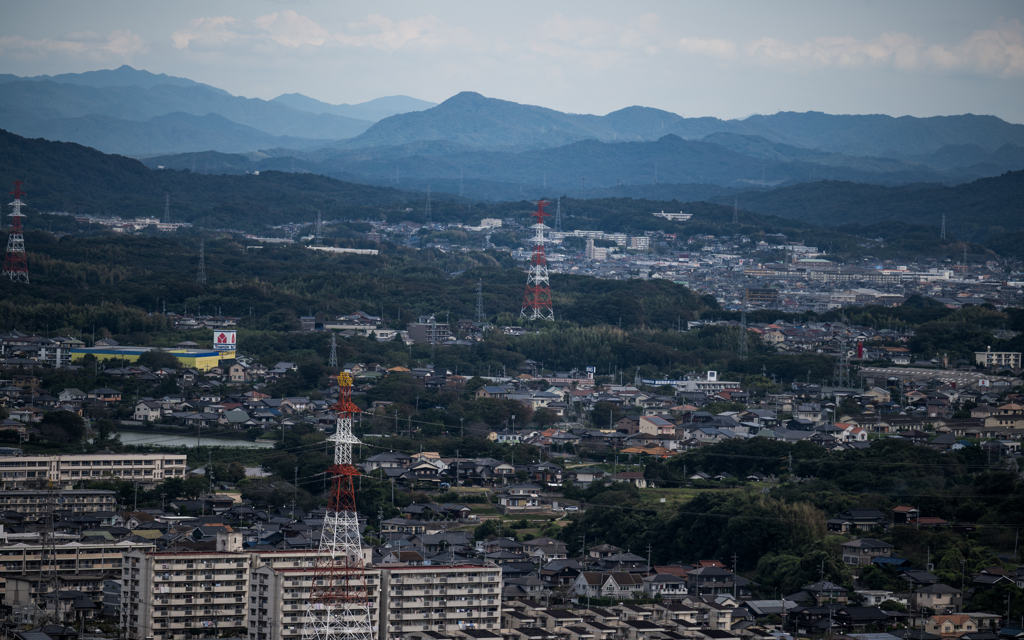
[2,0,1023,122]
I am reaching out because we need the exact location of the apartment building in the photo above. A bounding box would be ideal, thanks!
[0,453,188,490]
[0,489,116,516]
[122,549,252,640]
[249,565,381,640]
[975,350,1021,370]
[2,540,155,609]
[122,538,376,640]
[379,563,502,640]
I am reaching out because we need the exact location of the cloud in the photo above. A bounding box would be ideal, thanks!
[527,13,661,70]
[0,29,146,59]
[744,21,1024,77]
[923,20,1024,77]
[170,10,469,53]
[254,11,329,48]
[677,37,737,58]
[171,17,240,50]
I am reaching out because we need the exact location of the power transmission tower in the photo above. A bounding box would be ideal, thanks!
[3,180,29,283]
[329,332,338,368]
[459,168,464,197]
[164,194,170,224]
[315,211,323,246]
[40,481,59,620]
[833,340,851,389]
[476,279,485,323]
[940,213,946,240]
[521,200,554,321]
[302,373,375,640]
[733,197,739,225]
[737,289,748,359]
[196,240,207,285]
[555,197,562,233]
[425,185,432,225]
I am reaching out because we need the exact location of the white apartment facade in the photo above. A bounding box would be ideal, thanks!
[0,453,188,490]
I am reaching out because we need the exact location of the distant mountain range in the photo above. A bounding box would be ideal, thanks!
[3,65,1024,217]
[271,93,436,122]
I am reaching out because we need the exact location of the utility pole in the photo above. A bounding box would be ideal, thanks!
[293,467,298,518]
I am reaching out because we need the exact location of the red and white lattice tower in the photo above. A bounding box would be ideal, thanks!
[302,372,375,640]
[520,199,554,320]
[2,180,29,283]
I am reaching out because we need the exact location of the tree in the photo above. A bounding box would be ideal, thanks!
[533,408,559,426]
[94,419,118,444]
[137,349,181,370]
[38,410,85,444]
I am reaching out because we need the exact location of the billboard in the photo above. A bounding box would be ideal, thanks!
[214,330,237,351]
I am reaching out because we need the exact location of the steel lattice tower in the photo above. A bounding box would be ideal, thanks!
[316,211,323,246]
[329,332,338,368]
[302,373,375,640]
[520,200,554,321]
[476,278,485,322]
[737,289,748,359]
[3,180,29,283]
[425,186,432,226]
[196,240,207,285]
[164,194,171,224]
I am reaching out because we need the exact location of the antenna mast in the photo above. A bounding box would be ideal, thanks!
[3,180,29,283]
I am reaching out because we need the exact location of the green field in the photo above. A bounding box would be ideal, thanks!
[635,487,739,510]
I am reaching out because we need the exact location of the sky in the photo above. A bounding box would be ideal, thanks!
[1,0,1023,122]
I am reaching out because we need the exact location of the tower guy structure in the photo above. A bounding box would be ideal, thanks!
[520,199,554,321]
[302,372,375,640]
[3,180,29,283]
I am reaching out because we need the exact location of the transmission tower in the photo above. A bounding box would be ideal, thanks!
[737,289,748,359]
[315,211,323,246]
[520,200,554,321]
[3,180,29,283]
[164,194,171,224]
[940,213,946,240]
[555,197,562,233]
[425,186,432,226]
[476,278,485,323]
[733,197,739,225]
[302,373,375,640]
[329,332,338,368]
[196,240,207,285]
[833,340,851,389]
[40,480,58,619]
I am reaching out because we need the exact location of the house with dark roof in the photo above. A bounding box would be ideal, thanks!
[827,509,889,533]
[841,538,894,565]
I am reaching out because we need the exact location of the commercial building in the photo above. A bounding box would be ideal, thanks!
[69,347,226,371]
[745,288,779,306]
[0,453,188,490]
